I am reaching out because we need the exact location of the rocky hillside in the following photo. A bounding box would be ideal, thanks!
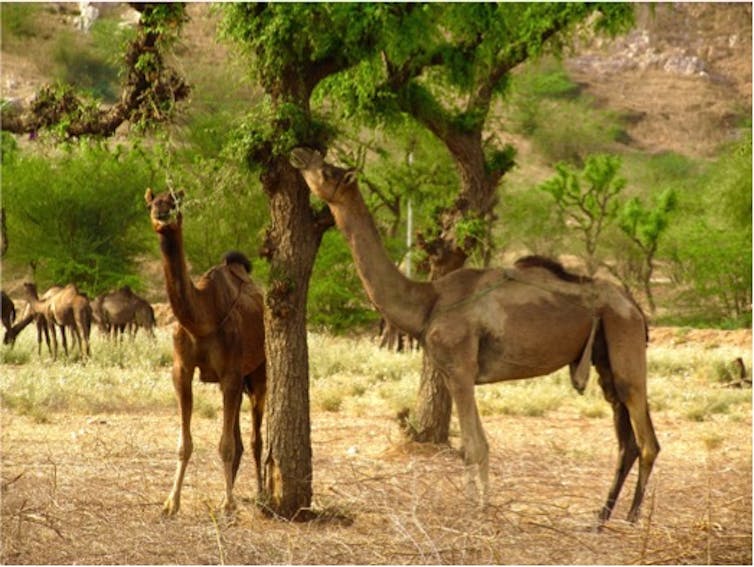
[566,3,751,157]
[2,3,750,159]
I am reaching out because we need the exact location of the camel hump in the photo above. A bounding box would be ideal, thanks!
[223,250,251,274]
[514,255,591,284]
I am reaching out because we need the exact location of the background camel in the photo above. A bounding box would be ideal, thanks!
[24,283,92,359]
[1,290,15,334]
[51,284,92,359]
[130,295,156,338]
[145,188,266,516]
[9,284,65,356]
[92,286,154,340]
[291,148,660,526]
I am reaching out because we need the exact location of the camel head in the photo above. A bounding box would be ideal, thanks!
[22,282,38,300]
[290,147,358,205]
[144,188,185,233]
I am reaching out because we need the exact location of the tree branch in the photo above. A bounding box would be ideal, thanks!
[1,3,189,138]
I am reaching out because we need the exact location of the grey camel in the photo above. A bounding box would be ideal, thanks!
[291,148,660,525]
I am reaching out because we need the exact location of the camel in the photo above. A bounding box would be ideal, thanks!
[4,286,63,354]
[24,283,91,359]
[1,291,15,334]
[145,188,266,516]
[290,148,660,525]
[6,285,64,356]
[130,296,156,338]
[92,286,151,340]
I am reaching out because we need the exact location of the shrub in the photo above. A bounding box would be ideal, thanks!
[3,141,156,295]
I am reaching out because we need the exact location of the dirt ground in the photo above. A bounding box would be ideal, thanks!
[2,402,751,564]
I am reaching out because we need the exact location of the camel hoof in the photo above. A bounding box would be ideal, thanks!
[162,498,180,516]
[221,497,237,516]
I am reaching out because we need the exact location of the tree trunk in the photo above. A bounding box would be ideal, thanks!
[410,356,452,443]
[259,158,329,519]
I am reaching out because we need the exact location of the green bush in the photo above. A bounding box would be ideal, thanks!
[663,132,752,327]
[2,141,156,295]
[51,30,122,102]
[1,3,39,43]
[308,230,379,333]
[506,58,625,164]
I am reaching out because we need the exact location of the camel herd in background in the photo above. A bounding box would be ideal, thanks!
[1,283,156,359]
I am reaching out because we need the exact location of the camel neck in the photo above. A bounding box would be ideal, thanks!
[24,289,46,314]
[331,190,437,338]
[158,226,204,334]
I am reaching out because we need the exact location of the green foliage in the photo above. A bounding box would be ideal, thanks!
[50,30,122,102]
[619,188,677,251]
[220,3,392,164]
[617,188,677,311]
[2,141,156,295]
[539,154,626,266]
[506,59,625,164]
[664,133,752,326]
[138,3,188,43]
[174,156,269,276]
[308,230,379,333]
[0,3,39,44]
[498,184,567,256]
[1,131,18,164]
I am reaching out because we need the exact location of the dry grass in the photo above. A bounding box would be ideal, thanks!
[1,328,751,564]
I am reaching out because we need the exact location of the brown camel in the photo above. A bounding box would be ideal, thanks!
[145,188,267,515]
[92,286,151,340]
[24,283,91,359]
[130,295,156,338]
[4,286,63,354]
[1,291,15,334]
[9,285,64,356]
[291,148,660,525]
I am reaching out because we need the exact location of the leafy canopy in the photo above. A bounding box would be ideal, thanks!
[3,141,155,294]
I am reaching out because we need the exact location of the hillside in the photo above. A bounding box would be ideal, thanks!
[2,4,750,157]
[566,3,751,158]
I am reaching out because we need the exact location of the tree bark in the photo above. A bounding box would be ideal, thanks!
[410,356,452,443]
[258,158,331,519]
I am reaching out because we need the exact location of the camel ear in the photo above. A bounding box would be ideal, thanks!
[344,169,358,185]
[144,188,154,205]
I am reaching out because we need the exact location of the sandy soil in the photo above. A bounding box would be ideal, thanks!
[2,405,750,564]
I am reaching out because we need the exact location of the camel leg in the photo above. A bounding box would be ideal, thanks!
[430,333,489,506]
[60,324,69,357]
[163,362,193,516]
[452,386,490,507]
[49,319,60,360]
[601,314,661,524]
[36,319,49,356]
[219,377,244,514]
[75,313,90,358]
[246,364,267,495]
[71,326,82,357]
[624,400,659,522]
[599,398,639,523]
